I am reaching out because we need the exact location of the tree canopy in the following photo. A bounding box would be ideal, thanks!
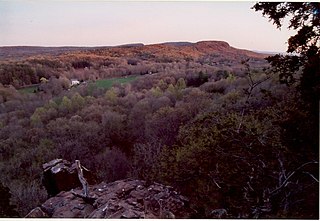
[252,2,319,104]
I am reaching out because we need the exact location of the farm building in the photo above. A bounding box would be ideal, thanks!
[70,79,80,86]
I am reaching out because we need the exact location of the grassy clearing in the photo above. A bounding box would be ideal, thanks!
[95,75,137,89]
[18,85,38,93]
[18,76,137,94]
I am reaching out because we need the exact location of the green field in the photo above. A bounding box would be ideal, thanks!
[95,75,137,89]
[18,76,137,94]
[18,85,38,93]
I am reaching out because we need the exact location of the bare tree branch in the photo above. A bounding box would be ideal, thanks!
[303,172,319,183]
[237,60,270,133]
[270,161,319,195]
[75,160,89,197]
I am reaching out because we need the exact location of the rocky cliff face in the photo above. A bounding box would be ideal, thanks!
[42,159,96,197]
[26,159,193,218]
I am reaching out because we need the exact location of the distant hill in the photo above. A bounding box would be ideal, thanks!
[86,40,268,65]
[161,42,193,47]
[0,40,268,61]
[0,46,98,60]
[252,50,279,55]
[117,43,145,48]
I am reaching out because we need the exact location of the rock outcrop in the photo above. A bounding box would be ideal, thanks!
[42,159,95,197]
[27,159,193,218]
[27,179,192,218]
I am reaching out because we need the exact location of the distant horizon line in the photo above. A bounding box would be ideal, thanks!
[0,40,287,54]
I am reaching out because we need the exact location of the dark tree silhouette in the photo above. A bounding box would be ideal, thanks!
[252,4,319,218]
[253,2,319,153]
[252,2,319,103]
[0,182,19,217]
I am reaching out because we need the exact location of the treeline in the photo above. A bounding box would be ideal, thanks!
[0,59,317,218]
[0,50,267,89]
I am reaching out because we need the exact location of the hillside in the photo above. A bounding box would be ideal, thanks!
[0,40,267,61]
[0,46,95,60]
[0,40,269,89]
[0,40,317,219]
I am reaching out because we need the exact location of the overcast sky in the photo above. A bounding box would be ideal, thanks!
[0,1,295,52]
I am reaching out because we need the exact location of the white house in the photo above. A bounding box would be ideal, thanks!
[71,79,80,86]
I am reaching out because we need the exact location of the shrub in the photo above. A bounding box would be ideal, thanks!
[71,60,91,69]
[186,71,209,87]
[9,180,47,217]
[94,147,130,182]
[127,58,139,66]
[0,182,19,217]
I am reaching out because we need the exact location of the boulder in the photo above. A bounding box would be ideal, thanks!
[42,159,95,197]
[27,159,193,218]
[27,178,193,218]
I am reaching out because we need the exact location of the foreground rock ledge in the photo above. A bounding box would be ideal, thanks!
[42,159,95,197]
[26,178,193,218]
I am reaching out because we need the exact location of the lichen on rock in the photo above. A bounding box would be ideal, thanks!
[26,159,193,218]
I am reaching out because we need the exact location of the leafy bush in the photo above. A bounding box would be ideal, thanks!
[0,182,19,217]
[94,147,130,182]
[0,63,38,87]
[71,60,91,69]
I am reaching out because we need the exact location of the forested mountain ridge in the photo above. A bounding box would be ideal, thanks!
[0,46,98,60]
[0,40,318,218]
[0,40,266,61]
[0,41,269,90]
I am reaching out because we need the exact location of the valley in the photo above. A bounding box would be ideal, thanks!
[0,40,318,218]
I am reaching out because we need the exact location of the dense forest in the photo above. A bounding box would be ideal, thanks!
[0,2,319,218]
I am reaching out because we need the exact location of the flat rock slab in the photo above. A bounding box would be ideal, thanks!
[26,178,193,218]
[42,159,95,197]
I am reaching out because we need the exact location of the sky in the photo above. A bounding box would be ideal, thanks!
[0,1,295,52]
